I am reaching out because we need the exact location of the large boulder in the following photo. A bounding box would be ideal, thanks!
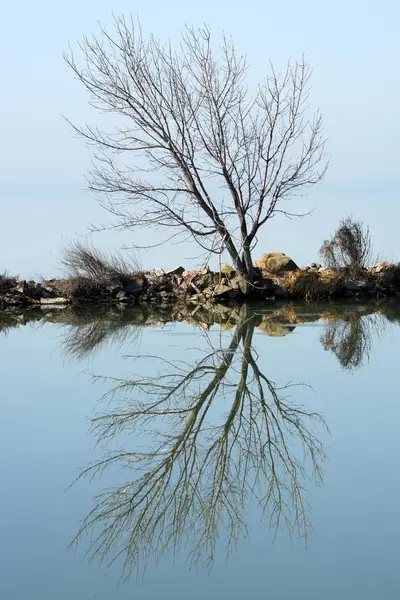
[254,253,298,274]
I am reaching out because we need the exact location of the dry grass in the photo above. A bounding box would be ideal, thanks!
[282,270,345,301]
[50,276,114,300]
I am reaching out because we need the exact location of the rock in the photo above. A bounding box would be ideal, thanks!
[106,284,122,298]
[220,265,235,276]
[116,291,127,302]
[253,278,275,291]
[149,268,165,277]
[211,284,232,297]
[123,278,144,295]
[194,273,214,290]
[3,298,23,307]
[274,286,290,299]
[40,297,70,305]
[16,284,25,294]
[200,266,211,275]
[254,253,298,274]
[370,262,393,273]
[166,266,185,276]
[344,280,369,292]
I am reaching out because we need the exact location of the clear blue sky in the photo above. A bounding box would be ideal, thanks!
[2,0,399,277]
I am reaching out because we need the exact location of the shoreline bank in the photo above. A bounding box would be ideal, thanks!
[2,259,400,310]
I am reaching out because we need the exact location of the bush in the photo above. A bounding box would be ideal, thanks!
[60,241,141,284]
[319,216,372,272]
[0,272,17,294]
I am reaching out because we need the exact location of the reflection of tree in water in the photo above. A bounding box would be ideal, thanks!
[320,308,387,371]
[71,307,327,577]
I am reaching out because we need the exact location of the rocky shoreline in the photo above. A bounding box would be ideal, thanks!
[1,253,400,310]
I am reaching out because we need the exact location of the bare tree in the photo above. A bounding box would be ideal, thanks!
[70,308,327,577]
[65,16,327,292]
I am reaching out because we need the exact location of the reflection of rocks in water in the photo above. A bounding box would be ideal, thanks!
[70,308,327,579]
[257,316,296,337]
[3,301,400,372]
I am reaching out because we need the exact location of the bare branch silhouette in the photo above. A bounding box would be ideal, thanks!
[65,17,327,290]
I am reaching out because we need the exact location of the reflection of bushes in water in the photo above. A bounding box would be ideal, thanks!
[56,306,146,360]
[320,311,386,370]
[70,313,327,577]
[381,301,400,325]
[0,312,18,335]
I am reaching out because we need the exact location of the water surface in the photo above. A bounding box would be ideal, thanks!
[1,302,400,599]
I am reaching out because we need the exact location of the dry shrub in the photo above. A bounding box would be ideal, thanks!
[0,272,17,294]
[283,270,345,301]
[54,276,113,300]
[320,216,372,273]
[58,242,143,300]
[378,263,400,288]
[60,241,141,284]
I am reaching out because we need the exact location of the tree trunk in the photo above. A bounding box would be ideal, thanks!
[232,245,257,295]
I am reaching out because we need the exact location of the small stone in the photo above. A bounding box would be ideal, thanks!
[213,284,232,297]
[370,262,392,273]
[200,266,211,275]
[220,264,235,275]
[116,291,130,302]
[344,280,369,292]
[40,297,70,305]
[123,279,144,295]
[150,268,165,277]
[4,298,23,307]
[166,266,185,276]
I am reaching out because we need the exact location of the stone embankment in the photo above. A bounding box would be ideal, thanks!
[1,253,400,309]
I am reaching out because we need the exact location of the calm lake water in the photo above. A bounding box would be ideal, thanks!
[1,302,400,599]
